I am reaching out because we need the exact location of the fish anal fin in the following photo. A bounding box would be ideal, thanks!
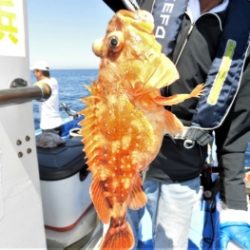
[90,176,111,224]
[129,173,147,210]
[164,110,184,136]
[100,218,134,250]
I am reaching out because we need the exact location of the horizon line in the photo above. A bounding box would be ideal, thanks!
[30,67,99,71]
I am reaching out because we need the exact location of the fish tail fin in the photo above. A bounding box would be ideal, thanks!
[100,217,134,250]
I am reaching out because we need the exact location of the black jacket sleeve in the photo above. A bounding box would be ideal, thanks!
[215,50,250,210]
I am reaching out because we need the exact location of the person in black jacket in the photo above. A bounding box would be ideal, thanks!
[102,0,250,249]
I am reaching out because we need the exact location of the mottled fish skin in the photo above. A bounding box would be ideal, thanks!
[80,10,203,250]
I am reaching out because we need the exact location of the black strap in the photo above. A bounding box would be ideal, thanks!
[103,0,140,12]
[152,0,188,56]
[185,128,213,146]
[102,0,128,12]
[121,0,140,10]
[138,0,154,12]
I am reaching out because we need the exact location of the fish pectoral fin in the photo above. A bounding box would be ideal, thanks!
[90,176,111,224]
[100,217,134,250]
[164,110,184,136]
[153,84,204,106]
[145,54,179,89]
[129,173,147,210]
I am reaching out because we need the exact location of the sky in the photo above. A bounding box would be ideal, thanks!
[27,0,113,69]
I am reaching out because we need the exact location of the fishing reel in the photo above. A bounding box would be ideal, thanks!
[60,102,79,119]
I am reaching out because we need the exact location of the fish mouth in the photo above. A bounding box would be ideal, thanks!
[92,38,103,57]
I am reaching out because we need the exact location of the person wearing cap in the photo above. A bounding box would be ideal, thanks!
[32,61,64,148]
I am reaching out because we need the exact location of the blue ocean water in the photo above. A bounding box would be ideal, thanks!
[32,68,98,129]
[31,68,250,166]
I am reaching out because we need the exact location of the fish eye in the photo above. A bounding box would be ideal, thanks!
[107,31,124,52]
[109,36,119,48]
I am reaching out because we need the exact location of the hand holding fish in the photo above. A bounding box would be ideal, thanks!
[80,9,203,250]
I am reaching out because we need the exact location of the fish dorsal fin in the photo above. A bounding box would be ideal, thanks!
[129,173,147,210]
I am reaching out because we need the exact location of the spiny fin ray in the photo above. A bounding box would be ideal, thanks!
[153,84,204,106]
[90,176,111,224]
[129,173,147,210]
[164,110,184,136]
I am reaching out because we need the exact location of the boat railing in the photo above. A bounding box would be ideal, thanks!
[0,79,51,106]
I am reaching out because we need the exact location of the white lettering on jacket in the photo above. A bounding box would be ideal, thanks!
[155,0,176,40]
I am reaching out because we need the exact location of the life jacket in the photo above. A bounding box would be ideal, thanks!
[141,0,250,146]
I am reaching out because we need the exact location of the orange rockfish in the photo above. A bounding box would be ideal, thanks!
[80,9,203,250]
